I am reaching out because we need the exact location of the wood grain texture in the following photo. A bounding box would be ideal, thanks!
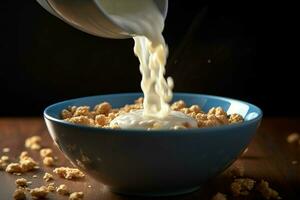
[0,118,299,200]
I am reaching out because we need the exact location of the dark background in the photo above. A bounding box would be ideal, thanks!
[0,1,297,116]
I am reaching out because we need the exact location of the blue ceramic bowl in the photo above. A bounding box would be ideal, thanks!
[44,93,262,196]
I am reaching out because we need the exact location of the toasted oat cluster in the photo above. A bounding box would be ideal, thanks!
[25,136,42,150]
[211,192,227,200]
[61,98,244,129]
[6,151,38,174]
[257,180,281,199]
[231,178,256,196]
[69,191,84,200]
[30,186,49,199]
[53,167,85,179]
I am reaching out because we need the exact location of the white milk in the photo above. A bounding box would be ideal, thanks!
[99,0,197,129]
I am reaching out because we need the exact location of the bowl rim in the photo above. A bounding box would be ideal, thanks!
[43,92,263,134]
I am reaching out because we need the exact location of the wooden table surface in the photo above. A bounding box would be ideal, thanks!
[0,118,299,200]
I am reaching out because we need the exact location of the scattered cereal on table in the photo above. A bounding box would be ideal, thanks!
[3,147,10,153]
[286,132,300,143]
[30,186,49,199]
[57,184,70,195]
[257,180,281,199]
[25,136,42,150]
[13,189,26,200]
[47,183,55,192]
[40,148,53,158]
[53,167,85,179]
[43,156,54,166]
[69,191,84,200]
[6,163,23,173]
[1,155,9,162]
[231,178,255,196]
[15,178,28,187]
[43,172,53,182]
[291,160,298,165]
[211,192,227,200]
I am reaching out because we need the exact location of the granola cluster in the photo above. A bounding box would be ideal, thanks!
[61,98,244,129]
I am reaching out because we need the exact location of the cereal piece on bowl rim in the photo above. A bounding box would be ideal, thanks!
[53,167,85,179]
[13,188,26,200]
[69,191,84,200]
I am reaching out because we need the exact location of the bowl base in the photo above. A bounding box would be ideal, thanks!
[109,186,201,197]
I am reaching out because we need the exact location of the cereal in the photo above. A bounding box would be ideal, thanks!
[15,178,28,187]
[53,167,85,179]
[94,102,112,115]
[3,147,10,153]
[19,151,29,160]
[73,106,92,117]
[40,148,53,158]
[257,180,281,199]
[47,183,55,192]
[43,172,53,182]
[65,116,94,126]
[6,163,23,173]
[229,113,244,123]
[62,98,244,129]
[25,136,42,150]
[30,186,49,199]
[57,184,70,195]
[224,162,245,177]
[13,189,26,200]
[1,155,9,162]
[171,100,186,110]
[19,156,38,172]
[211,192,227,200]
[231,178,255,196]
[0,159,8,170]
[61,109,73,119]
[43,156,54,166]
[286,132,300,143]
[69,191,84,200]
